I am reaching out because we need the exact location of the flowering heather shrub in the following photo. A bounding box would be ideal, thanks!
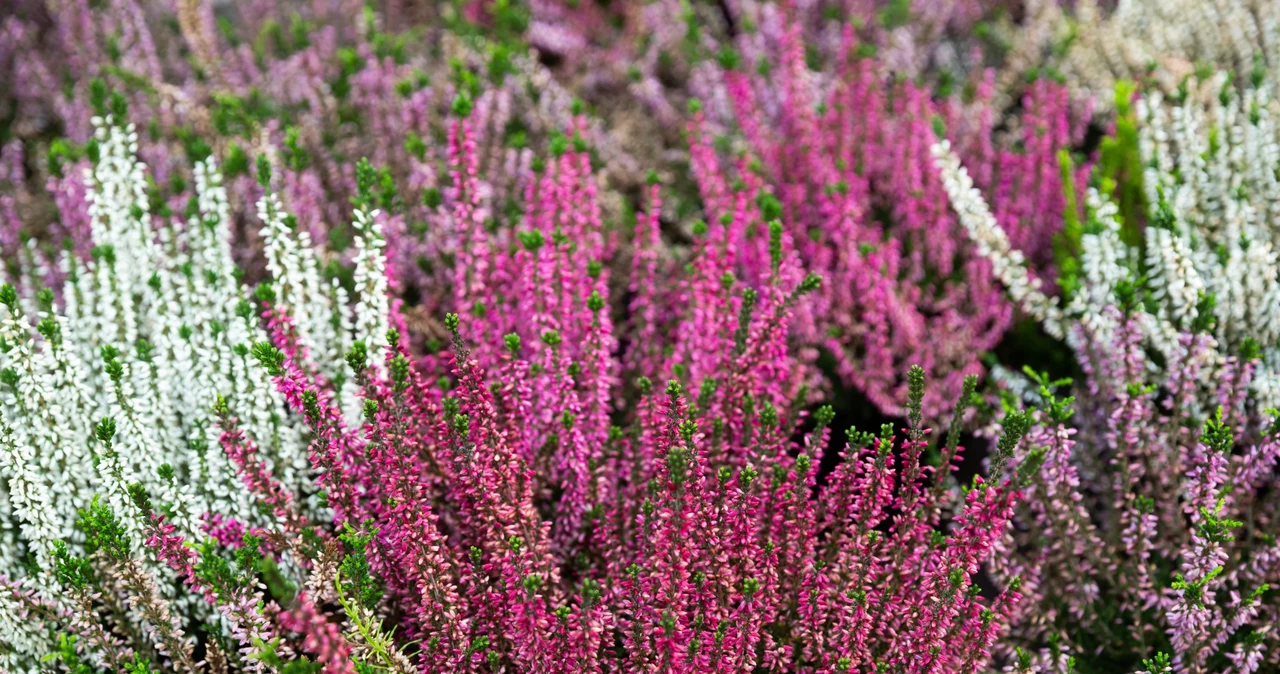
[1134,76,1280,407]
[0,81,1046,671]
[935,68,1280,409]
[0,0,1096,419]
[939,108,1280,669]
[1055,0,1280,110]
[989,307,1280,674]
[531,0,1098,417]
[5,1,1280,673]
[0,0,638,309]
[926,16,1280,672]
[693,42,1093,417]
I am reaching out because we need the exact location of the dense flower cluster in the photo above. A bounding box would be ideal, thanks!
[0,1,1278,673]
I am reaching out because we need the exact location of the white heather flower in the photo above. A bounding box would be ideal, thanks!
[1061,0,1280,110]
[256,189,367,426]
[258,191,344,380]
[345,205,391,426]
[1144,225,1205,330]
[351,206,390,372]
[1068,189,1133,343]
[0,114,316,586]
[982,69,1280,408]
[331,278,362,430]
[0,420,59,583]
[0,298,88,578]
[1134,78,1280,406]
[0,487,19,577]
[931,139,1065,337]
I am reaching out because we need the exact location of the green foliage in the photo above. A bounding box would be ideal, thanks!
[769,220,784,273]
[51,541,93,590]
[354,157,378,211]
[77,496,130,561]
[251,342,287,377]
[338,525,383,612]
[1096,81,1147,247]
[194,534,267,602]
[1190,292,1217,334]
[1171,565,1224,609]
[734,288,758,355]
[1200,406,1233,454]
[255,153,273,188]
[1054,149,1085,301]
[256,639,323,673]
[124,654,156,673]
[1196,499,1243,546]
[989,408,1032,482]
[346,340,369,375]
[906,365,926,433]
[1023,366,1075,423]
[878,0,911,29]
[44,634,93,674]
[47,138,82,179]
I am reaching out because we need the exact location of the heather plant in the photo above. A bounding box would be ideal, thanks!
[0,79,1043,672]
[1054,0,1280,111]
[0,0,1092,421]
[930,46,1280,674]
[0,0,639,313]
[688,34,1093,417]
[7,1,1280,673]
[934,68,1280,410]
[988,307,1280,674]
[532,0,1097,417]
[0,98,311,670]
[1134,74,1280,408]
